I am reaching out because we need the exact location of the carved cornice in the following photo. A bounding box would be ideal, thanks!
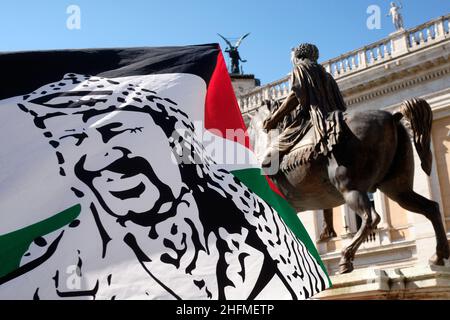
[345,65,450,107]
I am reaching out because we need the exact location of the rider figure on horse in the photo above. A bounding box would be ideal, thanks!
[262,43,347,173]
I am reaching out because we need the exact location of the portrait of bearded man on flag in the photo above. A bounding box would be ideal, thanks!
[0,73,328,300]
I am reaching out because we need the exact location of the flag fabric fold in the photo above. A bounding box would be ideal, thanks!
[0,44,330,300]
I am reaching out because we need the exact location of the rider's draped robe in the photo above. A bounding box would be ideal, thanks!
[272,59,347,171]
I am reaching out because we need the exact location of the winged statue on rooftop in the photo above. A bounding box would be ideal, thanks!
[218,33,250,74]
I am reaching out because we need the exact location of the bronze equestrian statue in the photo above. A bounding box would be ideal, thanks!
[249,43,449,274]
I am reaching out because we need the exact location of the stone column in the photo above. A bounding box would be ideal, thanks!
[374,191,392,245]
[435,17,446,41]
[410,145,437,264]
[358,49,367,69]
[298,210,320,244]
[429,135,445,224]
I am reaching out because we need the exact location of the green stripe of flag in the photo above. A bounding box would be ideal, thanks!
[232,168,332,287]
[0,204,81,278]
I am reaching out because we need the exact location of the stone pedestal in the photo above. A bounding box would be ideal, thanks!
[230,74,260,96]
[390,29,410,58]
[315,264,450,300]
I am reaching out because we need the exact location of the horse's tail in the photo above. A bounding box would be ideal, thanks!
[396,98,433,175]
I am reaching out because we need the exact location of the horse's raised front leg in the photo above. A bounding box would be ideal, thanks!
[338,191,380,274]
[319,208,337,242]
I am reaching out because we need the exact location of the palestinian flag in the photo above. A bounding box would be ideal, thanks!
[0,44,330,300]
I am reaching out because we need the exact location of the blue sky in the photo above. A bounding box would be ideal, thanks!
[1,0,449,84]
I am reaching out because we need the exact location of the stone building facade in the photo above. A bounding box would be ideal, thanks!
[235,14,450,299]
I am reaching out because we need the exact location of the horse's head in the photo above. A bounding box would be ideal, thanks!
[247,100,280,164]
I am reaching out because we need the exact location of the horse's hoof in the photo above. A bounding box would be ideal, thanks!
[371,212,381,230]
[319,229,337,242]
[429,254,445,266]
[339,262,354,274]
[440,247,450,260]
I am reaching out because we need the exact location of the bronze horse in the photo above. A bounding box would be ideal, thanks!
[248,98,449,274]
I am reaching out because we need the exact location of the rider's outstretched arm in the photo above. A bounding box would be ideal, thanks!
[264,91,298,130]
